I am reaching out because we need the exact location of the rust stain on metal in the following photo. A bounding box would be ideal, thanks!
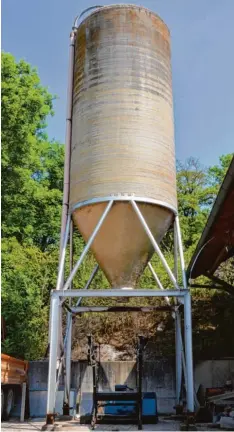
[70,5,177,288]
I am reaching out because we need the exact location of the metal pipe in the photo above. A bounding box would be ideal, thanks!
[62,264,99,350]
[51,31,76,415]
[184,291,194,412]
[175,312,183,404]
[56,214,71,290]
[56,214,70,382]
[174,221,183,404]
[59,30,76,265]
[55,355,64,395]
[63,220,74,411]
[176,310,188,391]
[73,5,103,29]
[148,262,170,305]
[60,264,99,307]
[62,201,113,291]
[175,216,187,289]
[70,305,175,313]
[55,289,187,298]
[46,294,60,421]
[64,311,72,410]
[149,256,183,399]
[76,264,99,307]
[131,201,180,290]
[72,196,177,215]
[174,221,179,281]
[69,220,74,289]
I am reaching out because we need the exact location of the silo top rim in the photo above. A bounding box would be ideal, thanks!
[75,4,170,35]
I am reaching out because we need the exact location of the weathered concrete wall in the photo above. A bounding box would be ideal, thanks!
[28,358,234,418]
[194,359,234,389]
[28,359,175,416]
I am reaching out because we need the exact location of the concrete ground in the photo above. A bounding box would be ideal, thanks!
[1,418,222,432]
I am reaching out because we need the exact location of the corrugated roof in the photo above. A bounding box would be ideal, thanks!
[187,156,234,281]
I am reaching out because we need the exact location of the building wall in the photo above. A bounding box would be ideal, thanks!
[28,359,175,416]
[194,359,234,389]
[28,358,234,418]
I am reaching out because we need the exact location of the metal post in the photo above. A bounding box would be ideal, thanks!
[131,201,180,289]
[53,29,76,418]
[63,220,74,415]
[63,311,72,415]
[76,265,99,307]
[174,221,182,405]
[175,216,187,289]
[63,201,113,291]
[184,291,194,412]
[148,262,170,305]
[176,310,188,391]
[56,289,187,298]
[48,213,70,348]
[60,264,99,412]
[20,383,26,422]
[61,264,99,308]
[59,30,76,263]
[175,312,183,405]
[46,293,60,425]
[173,220,179,281]
[56,214,71,291]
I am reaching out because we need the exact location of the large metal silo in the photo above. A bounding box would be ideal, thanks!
[46,7,195,423]
[70,5,177,288]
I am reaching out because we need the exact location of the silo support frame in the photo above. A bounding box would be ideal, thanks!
[46,200,194,425]
[46,292,194,424]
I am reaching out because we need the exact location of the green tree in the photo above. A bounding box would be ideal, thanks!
[1,238,58,359]
[176,154,233,252]
[208,154,233,189]
[2,51,233,360]
[1,52,63,359]
[1,52,64,250]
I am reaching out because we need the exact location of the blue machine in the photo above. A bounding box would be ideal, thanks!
[104,385,158,423]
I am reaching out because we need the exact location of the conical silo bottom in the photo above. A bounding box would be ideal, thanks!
[72,202,173,288]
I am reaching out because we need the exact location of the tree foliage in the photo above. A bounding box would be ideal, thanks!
[1,52,64,249]
[1,51,233,360]
[1,52,63,359]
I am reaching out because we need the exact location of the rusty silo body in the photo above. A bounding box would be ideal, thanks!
[46,7,195,423]
[70,5,177,288]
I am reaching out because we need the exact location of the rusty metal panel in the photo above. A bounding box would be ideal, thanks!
[70,5,177,287]
[70,5,176,209]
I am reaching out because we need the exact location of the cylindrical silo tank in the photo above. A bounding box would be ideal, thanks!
[70,4,177,288]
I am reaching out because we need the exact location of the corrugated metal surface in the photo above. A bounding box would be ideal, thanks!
[70,5,177,287]
[70,5,176,208]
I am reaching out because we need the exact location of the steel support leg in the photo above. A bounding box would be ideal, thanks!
[63,201,113,291]
[131,200,180,289]
[175,216,187,289]
[63,310,72,416]
[46,294,60,424]
[175,312,182,405]
[63,220,74,415]
[184,291,194,412]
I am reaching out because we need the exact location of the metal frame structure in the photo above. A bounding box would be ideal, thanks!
[86,334,145,430]
[45,12,195,426]
[46,197,194,425]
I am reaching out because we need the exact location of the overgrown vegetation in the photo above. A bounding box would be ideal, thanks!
[1,52,233,360]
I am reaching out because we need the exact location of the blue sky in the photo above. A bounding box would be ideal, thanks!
[2,0,234,167]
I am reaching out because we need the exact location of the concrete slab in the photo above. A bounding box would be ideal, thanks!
[1,419,224,432]
[2,419,180,431]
